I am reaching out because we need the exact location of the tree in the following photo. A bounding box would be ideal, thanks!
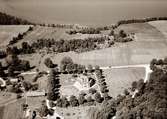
[163,57,167,64]
[60,56,73,72]
[69,95,79,107]
[109,30,114,36]
[123,89,130,96]
[87,96,94,103]
[131,81,137,91]
[56,97,69,108]
[8,65,15,77]
[78,94,86,105]
[22,81,32,91]
[119,30,127,38]
[44,58,55,68]
[6,54,20,66]
[39,104,49,117]
[87,64,93,73]
[0,62,5,77]
[94,92,103,103]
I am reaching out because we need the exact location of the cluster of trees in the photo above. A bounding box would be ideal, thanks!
[66,27,102,35]
[0,12,33,25]
[39,23,73,29]
[150,57,167,71]
[116,17,167,27]
[114,30,133,43]
[9,26,33,45]
[38,100,55,117]
[47,69,60,101]
[0,50,7,59]
[67,26,114,35]
[44,58,57,69]
[7,79,38,93]
[56,90,105,108]
[5,42,35,56]
[6,54,31,76]
[30,36,110,53]
[60,56,86,73]
[0,47,31,78]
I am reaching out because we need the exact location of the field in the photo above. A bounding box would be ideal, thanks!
[103,67,145,97]
[2,98,25,119]
[0,25,30,47]
[0,92,16,106]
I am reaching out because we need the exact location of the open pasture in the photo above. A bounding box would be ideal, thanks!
[103,67,145,97]
[0,25,30,47]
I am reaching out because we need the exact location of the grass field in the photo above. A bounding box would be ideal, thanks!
[0,92,16,106]
[0,25,31,47]
[103,67,145,97]
[2,98,25,119]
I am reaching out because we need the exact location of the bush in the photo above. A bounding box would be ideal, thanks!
[94,92,103,103]
[78,94,86,105]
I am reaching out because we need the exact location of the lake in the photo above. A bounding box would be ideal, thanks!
[0,0,167,26]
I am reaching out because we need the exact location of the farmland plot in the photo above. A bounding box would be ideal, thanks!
[103,67,145,97]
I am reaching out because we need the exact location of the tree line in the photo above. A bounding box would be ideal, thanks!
[9,26,33,45]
